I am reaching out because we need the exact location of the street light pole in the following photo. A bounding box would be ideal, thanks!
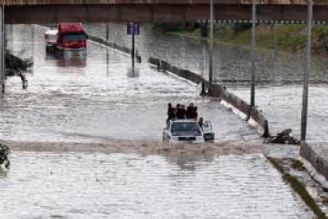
[208,0,214,90]
[0,4,4,94]
[132,32,135,75]
[250,0,256,107]
[301,0,313,141]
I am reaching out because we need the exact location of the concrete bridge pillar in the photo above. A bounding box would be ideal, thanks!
[0,5,4,94]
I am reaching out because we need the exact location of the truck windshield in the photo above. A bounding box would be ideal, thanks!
[63,34,87,41]
[171,122,201,135]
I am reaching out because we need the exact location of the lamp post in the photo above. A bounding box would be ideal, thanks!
[250,0,256,107]
[208,0,214,90]
[301,0,313,141]
[0,3,4,94]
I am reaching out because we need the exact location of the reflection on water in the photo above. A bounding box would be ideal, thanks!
[85,23,328,83]
[56,56,87,68]
[0,152,311,218]
[127,67,140,78]
[85,23,328,142]
[232,84,328,142]
[0,24,258,143]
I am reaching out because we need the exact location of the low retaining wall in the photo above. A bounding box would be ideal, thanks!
[149,57,270,137]
[300,143,328,180]
[148,58,205,85]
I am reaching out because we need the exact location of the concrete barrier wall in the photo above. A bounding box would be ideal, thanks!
[149,58,205,85]
[89,34,270,137]
[88,35,141,61]
[300,143,328,180]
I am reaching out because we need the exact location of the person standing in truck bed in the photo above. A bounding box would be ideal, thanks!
[186,103,194,119]
[167,103,176,123]
[176,104,186,119]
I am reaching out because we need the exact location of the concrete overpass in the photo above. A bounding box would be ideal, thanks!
[1,0,328,24]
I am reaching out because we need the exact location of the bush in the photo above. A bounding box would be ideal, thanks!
[233,23,252,34]
[5,50,33,77]
[0,143,10,168]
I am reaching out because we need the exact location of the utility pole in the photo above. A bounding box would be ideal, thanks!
[106,23,109,41]
[31,24,35,73]
[200,21,208,96]
[106,24,110,76]
[127,22,139,77]
[131,32,135,76]
[0,4,4,94]
[301,0,313,141]
[208,0,214,91]
[250,0,257,107]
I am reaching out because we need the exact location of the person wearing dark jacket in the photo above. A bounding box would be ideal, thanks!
[176,104,186,119]
[167,103,176,123]
[186,103,194,119]
[192,106,198,120]
[198,117,204,129]
[181,105,187,119]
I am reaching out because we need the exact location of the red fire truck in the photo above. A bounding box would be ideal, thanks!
[45,23,88,56]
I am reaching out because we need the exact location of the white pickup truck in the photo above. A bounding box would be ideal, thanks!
[162,119,215,143]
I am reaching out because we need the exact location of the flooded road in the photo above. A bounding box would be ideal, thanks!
[0,152,312,218]
[86,23,328,142]
[232,84,328,143]
[0,24,316,218]
[0,25,258,143]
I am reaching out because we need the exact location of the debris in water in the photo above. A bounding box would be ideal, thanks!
[264,129,300,145]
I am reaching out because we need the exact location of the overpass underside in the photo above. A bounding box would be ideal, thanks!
[4,4,328,24]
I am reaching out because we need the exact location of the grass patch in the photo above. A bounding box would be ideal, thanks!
[168,23,328,56]
[291,159,306,171]
[267,157,327,219]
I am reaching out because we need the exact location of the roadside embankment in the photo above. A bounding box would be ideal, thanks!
[169,23,328,57]
[267,156,327,219]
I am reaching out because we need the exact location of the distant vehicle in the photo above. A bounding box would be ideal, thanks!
[45,23,88,56]
[162,119,215,143]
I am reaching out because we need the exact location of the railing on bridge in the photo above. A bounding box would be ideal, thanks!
[1,1,328,23]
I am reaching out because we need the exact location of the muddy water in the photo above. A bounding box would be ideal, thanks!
[0,24,315,218]
[85,23,328,142]
[0,152,312,218]
[0,25,258,143]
